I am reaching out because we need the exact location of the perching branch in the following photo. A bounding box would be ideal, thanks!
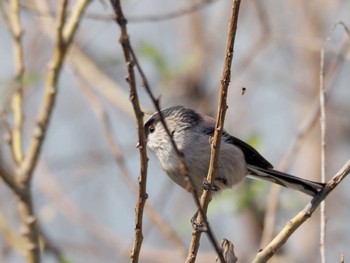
[75,68,187,255]
[109,1,149,262]
[110,1,226,262]
[252,159,350,263]
[186,1,242,263]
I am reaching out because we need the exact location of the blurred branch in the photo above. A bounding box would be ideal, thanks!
[75,69,187,256]
[9,0,25,165]
[19,0,90,185]
[0,1,91,262]
[319,47,326,263]
[128,0,219,23]
[21,0,220,23]
[109,1,149,262]
[253,160,350,263]
[32,0,135,118]
[187,1,241,263]
[260,22,350,247]
[234,0,271,76]
[16,2,69,262]
[37,164,126,253]
[69,46,135,117]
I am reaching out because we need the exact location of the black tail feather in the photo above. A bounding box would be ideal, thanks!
[247,165,325,196]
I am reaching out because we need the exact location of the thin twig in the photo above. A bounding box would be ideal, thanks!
[128,43,223,258]
[21,0,219,23]
[18,0,90,186]
[9,0,25,165]
[109,2,149,262]
[319,47,327,263]
[252,160,350,263]
[75,69,187,255]
[128,0,219,23]
[0,1,91,262]
[110,0,225,261]
[16,2,69,262]
[186,1,241,263]
[260,24,350,247]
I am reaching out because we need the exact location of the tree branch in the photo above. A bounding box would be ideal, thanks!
[109,1,149,262]
[186,1,242,262]
[253,159,350,263]
[9,0,25,165]
[319,46,327,263]
[0,1,91,262]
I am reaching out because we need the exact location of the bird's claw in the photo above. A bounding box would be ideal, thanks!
[191,213,208,232]
[203,179,220,191]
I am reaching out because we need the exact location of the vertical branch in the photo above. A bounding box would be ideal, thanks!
[9,0,25,164]
[15,2,69,262]
[18,0,68,185]
[0,0,91,262]
[18,0,90,186]
[129,38,226,263]
[186,1,242,262]
[16,188,40,263]
[319,47,326,263]
[109,1,149,262]
[260,22,350,247]
[75,69,187,255]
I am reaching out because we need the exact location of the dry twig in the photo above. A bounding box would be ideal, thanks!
[15,2,69,262]
[253,160,350,263]
[109,2,149,262]
[260,24,350,246]
[110,0,226,261]
[0,1,91,262]
[186,1,241,262]
[21,0,219,23]
[75,70,187,255]
[319,47,327,263]
[9,0,25,165]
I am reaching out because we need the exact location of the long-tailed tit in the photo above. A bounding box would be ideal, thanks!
[144,106,324,198]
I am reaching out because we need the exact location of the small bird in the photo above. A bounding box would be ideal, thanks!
[144,106,324,197]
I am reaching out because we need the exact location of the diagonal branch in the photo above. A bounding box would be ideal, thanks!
[186,1,242,262]
[253,159,350,263]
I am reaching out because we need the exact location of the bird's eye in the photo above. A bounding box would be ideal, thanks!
[148,125,155,133]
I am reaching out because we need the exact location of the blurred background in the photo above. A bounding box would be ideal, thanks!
[0,0,349,262]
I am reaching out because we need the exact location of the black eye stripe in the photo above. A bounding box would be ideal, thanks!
[144,117,157,137]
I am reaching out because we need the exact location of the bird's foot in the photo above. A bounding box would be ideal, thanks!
[202,179,220,191]
[191,211,208,232]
